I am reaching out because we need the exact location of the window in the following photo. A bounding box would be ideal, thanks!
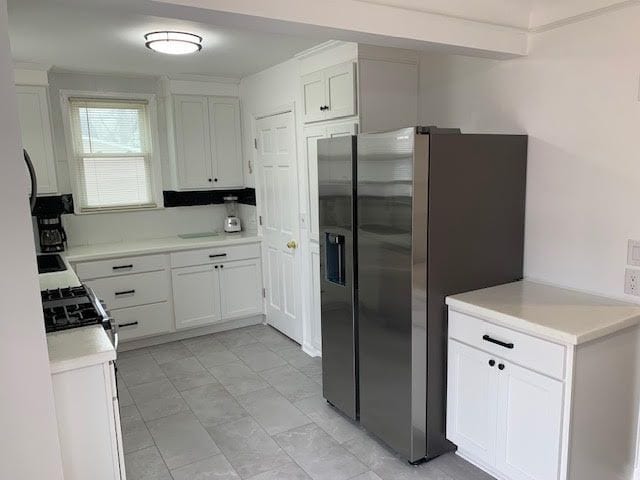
[66,96,161,212]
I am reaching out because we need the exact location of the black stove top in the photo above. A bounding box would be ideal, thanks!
[41,285,110,334]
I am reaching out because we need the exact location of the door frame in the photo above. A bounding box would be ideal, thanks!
[251,103,313,350]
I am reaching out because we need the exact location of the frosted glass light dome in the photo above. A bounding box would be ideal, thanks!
[144,31,202,55]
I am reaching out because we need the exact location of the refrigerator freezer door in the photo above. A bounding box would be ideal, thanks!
[357,127,427,462]
[318,136,358,420]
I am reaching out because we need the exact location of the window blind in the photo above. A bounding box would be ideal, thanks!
[68,97,156,212]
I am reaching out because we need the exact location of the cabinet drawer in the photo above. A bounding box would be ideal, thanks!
[114,302,173,342]
[448,310,566,380]
[86,270,169,310]
[75,254,168,280]
[170,243,260,268]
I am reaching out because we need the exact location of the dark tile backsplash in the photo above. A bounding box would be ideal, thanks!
[32,189,256,217]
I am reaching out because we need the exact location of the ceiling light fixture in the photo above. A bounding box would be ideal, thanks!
[144,31,202,55]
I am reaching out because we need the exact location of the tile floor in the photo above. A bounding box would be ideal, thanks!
[117,324,495,480]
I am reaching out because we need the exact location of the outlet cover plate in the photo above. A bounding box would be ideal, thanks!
[627,240,640,266]
[625,268,640,296]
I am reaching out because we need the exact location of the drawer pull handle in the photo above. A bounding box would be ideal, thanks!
[209,254,227,258]
[118,321,139,328]
[115,289,136,296]
[112,264,133,270]
[482,334,514,350]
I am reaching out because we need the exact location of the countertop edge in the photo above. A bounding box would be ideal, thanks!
[50,349,116,375]
[65,235,262,263]
[446,297,640,346]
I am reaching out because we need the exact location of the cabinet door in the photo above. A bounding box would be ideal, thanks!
[303,126,327,242]
[495,361,563,480]
[301,70,326,123]
[324,62,356,121]
[172,264,221,329]
[218,259,262,319]
[447,340,499,466]
[209,97,243,188]
[15,86,58,194]
[173,95,212,189]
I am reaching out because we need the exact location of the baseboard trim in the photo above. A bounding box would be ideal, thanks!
[118,315,265,351]
[302,342,322,358]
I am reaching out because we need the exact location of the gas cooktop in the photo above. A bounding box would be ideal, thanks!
[41,285,112,335]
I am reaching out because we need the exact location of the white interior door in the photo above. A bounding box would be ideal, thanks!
[257,111,302,343]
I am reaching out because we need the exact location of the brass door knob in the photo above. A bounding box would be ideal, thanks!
[287,240,298,249]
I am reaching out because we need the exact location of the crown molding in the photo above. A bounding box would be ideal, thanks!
[530,0,639,33]
[294,40,353,60]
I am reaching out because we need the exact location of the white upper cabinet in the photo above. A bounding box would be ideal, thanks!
[209,97,243,188]
[15,85,58,194]
[174,95,212,189]
[171,94,243,190]
[301,62,356,124]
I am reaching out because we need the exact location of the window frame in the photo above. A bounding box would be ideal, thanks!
[60,90,164,214]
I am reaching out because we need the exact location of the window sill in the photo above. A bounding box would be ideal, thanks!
[73,204,165,215]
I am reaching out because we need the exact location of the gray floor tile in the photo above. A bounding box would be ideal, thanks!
[207,416,291,478]
[117,347,150,360]
[207,362,270,397]
[236,387,311,436]
[350,473,384,480]
[182,334,228,357]
[118,381,134,407]
[197,348,241,369]
[245,461,311,480]
[342,431,452,480]
[149,341,193,365]
[216,329,259,349]
[251,325,298,349]
[273,423,367,480]
[260,365,321,402]
[118,352,167,387]
[128,378,190,421]
[160,356,218,392]
[119,405,154,454]
[428,453,496,480]
[296,357,322,377]
[181,383,247,427]
[170,454,241,480]
[123,446,172,480]
[295,395,361,444]
[147,411,221,469]
[277,346,318,369]
[231,343,288,372]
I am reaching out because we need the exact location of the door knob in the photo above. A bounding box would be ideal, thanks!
[287,240,298,249]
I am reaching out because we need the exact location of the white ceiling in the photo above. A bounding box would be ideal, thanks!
[7,0,320,78]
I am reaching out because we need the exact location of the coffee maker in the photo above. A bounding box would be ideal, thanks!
[38,214,67,252]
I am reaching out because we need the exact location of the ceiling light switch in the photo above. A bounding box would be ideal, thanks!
[627,240,640,266]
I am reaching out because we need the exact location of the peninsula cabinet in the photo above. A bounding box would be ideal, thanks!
[170,94,243,190]
[446,281,640,480]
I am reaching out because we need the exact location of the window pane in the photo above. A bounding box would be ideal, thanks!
[77,106,144,154]
[81,157,153,209]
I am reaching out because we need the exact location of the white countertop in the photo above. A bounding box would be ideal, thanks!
[446,280,640,345]
[38,255,81,291]
[48,325,116,374]
[65,231,261,263]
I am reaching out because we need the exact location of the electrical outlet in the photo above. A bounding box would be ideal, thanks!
[628,240,640,266]
[625,268,640,296]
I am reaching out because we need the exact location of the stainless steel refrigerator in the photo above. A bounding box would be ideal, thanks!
[319,127,528,463]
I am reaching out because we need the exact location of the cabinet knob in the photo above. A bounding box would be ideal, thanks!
[208,178,212,182]
[214,178,218,182]
[214,265,219,269]
[498,363,505,370]
[489,360,496,367]
[220,265,224,268]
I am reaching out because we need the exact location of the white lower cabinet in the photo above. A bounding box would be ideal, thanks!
[447,310,566,480]
[173,257,262,330]
[495,361,563,480]
[172,264,222,329]
[447,340,499,466]
[52,361,124,480]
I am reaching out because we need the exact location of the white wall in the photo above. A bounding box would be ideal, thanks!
[0,0,64,477]
[239,58,300,188]
[418,5,640,301]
